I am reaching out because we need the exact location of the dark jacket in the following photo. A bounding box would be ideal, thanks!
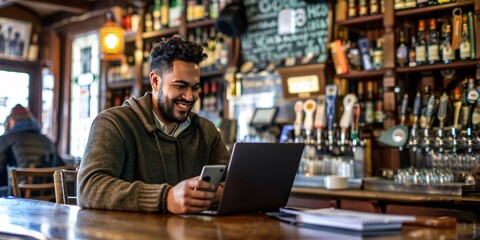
[77,92,230,213]
[0,119,63,187]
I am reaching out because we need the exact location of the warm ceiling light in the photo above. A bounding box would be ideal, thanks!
[99,11,124,61]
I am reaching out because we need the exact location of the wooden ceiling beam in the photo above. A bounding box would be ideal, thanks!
[14,0,93,14]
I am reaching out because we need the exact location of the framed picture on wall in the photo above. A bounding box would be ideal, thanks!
[0,17,32,60]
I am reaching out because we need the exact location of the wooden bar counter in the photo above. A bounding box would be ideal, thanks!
[0,197,479,239]
[289,187,480,221]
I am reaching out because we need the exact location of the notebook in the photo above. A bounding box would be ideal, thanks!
[201,142,305,215]
[279,207,416,232]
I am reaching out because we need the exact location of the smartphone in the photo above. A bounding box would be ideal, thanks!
[198,165,226,192]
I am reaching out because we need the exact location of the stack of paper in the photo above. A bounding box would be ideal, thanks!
[280,208,416,231]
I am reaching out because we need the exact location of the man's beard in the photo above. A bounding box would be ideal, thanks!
[156,90,193,123]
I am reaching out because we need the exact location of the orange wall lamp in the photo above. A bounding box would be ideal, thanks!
[99,11,124,61]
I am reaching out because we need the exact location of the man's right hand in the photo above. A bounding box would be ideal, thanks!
[166,176,216,214]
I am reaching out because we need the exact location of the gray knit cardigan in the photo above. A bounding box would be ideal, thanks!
[77,92,230,213]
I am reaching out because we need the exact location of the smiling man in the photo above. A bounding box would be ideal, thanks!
[77,37,230,214]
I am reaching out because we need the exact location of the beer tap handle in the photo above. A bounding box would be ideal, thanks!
[294,100,304,141]
[303,99,317,141]
[314,96,326,147]
[466,88,480,138]
[351,103,361,141]
[340,94,358,146]
[425,95,436,131]
[314,96,326,130]
[437,92,448,131]
[412,92,422,132]
[400,94,409,126]
[325,84,338,146]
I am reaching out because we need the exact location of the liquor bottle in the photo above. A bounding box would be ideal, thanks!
[417,0,428,7]
[210,0,219,19]
[210,81,218,112]
[372,38,384,70]
[428,0,437,5]
[374,85,385,129]
[187,0,195,22]
[27,33,39,61]
[460,79,469,127]
[370,0,379,15]
[405,0,417,9]
[202,82,210,112]
[144,5,153,32]
[467,12,476,59]
[365,81,375,126]
[131,7,140,32]
[357,38,373,71]
[415,20,427,66]
[356,82,365,126]
[208,27,217,69]
[161,0,169,28]
[427,18,440,64]
[169,0,182,28]
[396,30,409,67]
[441,24,454,64]
[153,0,162,31]
[347,42,362,70]
[348,0,358,18]
[395,0,406,11]
[124,6,132,32]
[358,0,368,16]
[408,35,417,67]
[438,0,453,3]
[203,0,211,20]
[459,22,471,60]
[195,0,206,20]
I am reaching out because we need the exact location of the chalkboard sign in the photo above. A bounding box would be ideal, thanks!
[241,0,330,64]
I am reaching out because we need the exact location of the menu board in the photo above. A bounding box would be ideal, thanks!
[241,0,330,64]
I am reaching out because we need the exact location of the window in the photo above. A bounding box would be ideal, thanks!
[70,32,100,158]
[0,70,29,135]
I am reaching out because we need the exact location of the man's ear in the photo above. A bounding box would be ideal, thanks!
[150,71,160,90]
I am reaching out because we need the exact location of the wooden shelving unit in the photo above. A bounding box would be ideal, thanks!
[337,14,383,27]
[337,69,387,80]
[396,60,479,73]
[395,0,475,17]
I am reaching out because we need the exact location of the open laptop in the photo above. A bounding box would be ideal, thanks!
[201,142,305,215]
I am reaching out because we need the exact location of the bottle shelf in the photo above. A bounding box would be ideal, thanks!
[395,60,479,73]
[337,14,383,27]
[187,18,216,29]
[337,69,387,79]
[108,80,134,89]
[142,27,180,40]
[395,1,474,17]
[201,69,225,78]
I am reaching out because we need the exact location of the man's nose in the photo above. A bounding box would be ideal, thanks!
[182,87,195,101]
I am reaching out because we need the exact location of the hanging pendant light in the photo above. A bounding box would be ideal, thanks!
[99,11,124,61]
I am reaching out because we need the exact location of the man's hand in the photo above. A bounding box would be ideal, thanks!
[166,176,216,214]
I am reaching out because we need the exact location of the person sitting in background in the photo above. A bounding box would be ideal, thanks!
[77,37,230,214]
[0,104,64,191]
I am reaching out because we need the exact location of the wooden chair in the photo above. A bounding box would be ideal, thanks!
[53,168,78,205]
[9,166,67,202]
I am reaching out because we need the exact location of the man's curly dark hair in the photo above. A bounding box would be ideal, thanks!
[150,37,207,78]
